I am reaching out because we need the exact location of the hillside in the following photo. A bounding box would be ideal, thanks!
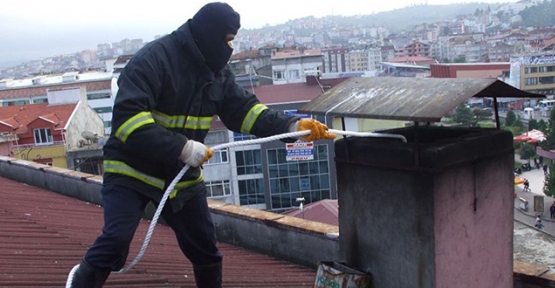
[327,3,494,32]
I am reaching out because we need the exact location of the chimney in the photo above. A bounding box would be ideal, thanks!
[299,77,521,288]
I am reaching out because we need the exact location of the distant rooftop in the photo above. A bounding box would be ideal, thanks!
[0,71,112,90]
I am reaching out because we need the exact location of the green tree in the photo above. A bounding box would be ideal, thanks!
[453,104,474,126]
[528,119,539,131]
[544,163,555,197]
[520,143,536,159]
[473,108,493,121]
[505,110,517,126]
[538,119,548,132]
[541,108,555,150]
[454,55,466,63]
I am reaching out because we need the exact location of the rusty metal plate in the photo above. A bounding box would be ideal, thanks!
[298,77,544,122]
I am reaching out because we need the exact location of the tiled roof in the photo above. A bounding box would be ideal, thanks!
[272,49,322,60]
[282,200,339,226]
[247,83,325,105]
[230,50,262,61]
[0,80,111,100]
[0,176,316,287]
[0,103,76,134]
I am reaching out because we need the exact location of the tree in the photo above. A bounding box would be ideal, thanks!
[528,119,539,131]
[539,119,548,132]
[453,104,475,127]
[454,55,466,63]
[520,143,536,160]
[473,108,493,121]
[544,163,555,197]
[541,108,555,150]
[505,110,517,126]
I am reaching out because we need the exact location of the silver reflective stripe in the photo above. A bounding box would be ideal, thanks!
[240,104,268,133]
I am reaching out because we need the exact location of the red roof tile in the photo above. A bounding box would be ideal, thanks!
[282,200,339,226]
[0,176,316,287]
[0,103,76,134]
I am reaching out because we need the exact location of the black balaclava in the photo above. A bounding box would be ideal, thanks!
[189,2,241,72]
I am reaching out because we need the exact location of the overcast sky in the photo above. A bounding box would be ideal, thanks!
[0,0,517,65]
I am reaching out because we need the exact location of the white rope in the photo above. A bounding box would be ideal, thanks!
[66,129,405,286]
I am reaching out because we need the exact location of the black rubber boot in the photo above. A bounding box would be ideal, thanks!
[193,261,222,288]
[66,260,110,288]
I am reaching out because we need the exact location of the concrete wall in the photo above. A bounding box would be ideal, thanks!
[65,101,105,149]
[0,156,340,269]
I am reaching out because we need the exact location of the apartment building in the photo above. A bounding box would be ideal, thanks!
[509,53,555,97]
[322,47,350,73]
[271,48,323,85]
[0,72,114,134]
[349,48,382,72]
[0,87,104,171]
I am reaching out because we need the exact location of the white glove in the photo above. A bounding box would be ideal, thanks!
[178,140,213,168]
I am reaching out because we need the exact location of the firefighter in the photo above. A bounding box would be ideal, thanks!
[66,2,334,288]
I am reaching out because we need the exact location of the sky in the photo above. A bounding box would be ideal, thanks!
[0,0,518,66]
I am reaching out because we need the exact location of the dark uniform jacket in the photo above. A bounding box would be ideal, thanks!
[103,21,297,210]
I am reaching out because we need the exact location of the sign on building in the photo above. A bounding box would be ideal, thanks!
[286,142,314,161]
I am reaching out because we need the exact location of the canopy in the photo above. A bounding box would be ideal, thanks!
[513,129,546,143]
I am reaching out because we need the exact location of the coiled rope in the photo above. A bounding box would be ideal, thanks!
[66,129,405,286]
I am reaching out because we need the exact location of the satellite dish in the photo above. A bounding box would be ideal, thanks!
[81,131,99,143]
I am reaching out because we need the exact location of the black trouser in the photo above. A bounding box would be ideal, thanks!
[84,184,222,272]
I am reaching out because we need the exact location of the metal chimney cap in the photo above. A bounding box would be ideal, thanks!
[297,77,545,123]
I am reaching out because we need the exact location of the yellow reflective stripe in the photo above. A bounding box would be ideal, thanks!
[240,104,268,134]
[115,112,155,143]
[169,171,204,199]
[152,110,186,128]
[103,160,165,190]
[185,116,213,130]
[152,111,213,131]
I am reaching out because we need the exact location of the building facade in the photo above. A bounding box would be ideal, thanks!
[322,47,350,73]
[271,49,323,85]
[509,53,555,97]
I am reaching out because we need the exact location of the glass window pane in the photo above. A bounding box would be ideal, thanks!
[270,179,279,193]
[212,184,223,196]
[269,165,278,178]
[322,190,331,199]
[309,162,319,174]
[244,151,253,164]
[236,151,245,166]
[240,195,248,205]
[320,175,330,189]
[300,177,310,191]
[310,175,320,190]
[299,163,309,175]
[279,178,290,193]
[290,177,300,192]
[268,150,277,164]
[288,163,299,176]
[237,167,246,175]
[238,180,247,195]
[254,150,261,165]
[277,149,287,163]
[278,164,289,177]
[319,161,329,173]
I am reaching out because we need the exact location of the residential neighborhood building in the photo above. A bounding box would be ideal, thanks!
[271,48,323,85]
[0,87,104,171]
[322,47,350,73]
[430,62,510,79]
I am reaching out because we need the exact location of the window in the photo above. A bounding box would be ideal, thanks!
[93,106,113,113]
[236,150,262,175]
[33,128,53,145]
[207,180,231,197]
[267,145,331,211]
[33,98,48,104]
[289,70,300,79]
[273,70,284,80]
[103,121,112,128]
[539,76,555,85]
[206,149,228,165]
[525,77,538,86]
[87,92,111,100]
[239,178,265,205]
[233,132,256,142]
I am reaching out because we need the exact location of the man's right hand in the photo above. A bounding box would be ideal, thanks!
[179,140,213,168]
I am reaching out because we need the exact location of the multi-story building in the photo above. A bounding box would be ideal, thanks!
[0,87,104,171]
[322,47,350,73]
[271,48,323,85]
[509,53,555,98]
[403,41,431,58]
[349,48,382,72]
[201,77,347,211]
[0,71,114,134]
[488,43,514,62]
